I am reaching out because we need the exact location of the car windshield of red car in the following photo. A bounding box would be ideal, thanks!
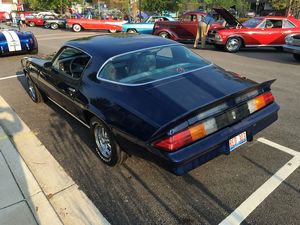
[242,17,264,28]
[97,45,210,85]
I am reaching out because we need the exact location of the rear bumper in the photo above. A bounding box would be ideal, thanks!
[155,102,279,175]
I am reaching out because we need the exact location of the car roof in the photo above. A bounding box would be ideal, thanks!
[65,34,178,60]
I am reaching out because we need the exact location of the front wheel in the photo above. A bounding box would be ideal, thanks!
[293,53,300,62]
[73,24,81,32]
[109,29,117,33]
[26,75,43,103]
[225,37,242,53]
[90,117,127,166]
[50,23,59,30]
[158,31,170,39]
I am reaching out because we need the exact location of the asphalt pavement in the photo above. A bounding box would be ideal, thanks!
[0,26,299,225]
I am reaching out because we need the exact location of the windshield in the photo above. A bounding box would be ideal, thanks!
[242,17,264,28]
[97,45,210,85]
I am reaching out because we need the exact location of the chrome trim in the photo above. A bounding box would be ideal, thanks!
[245,44,284,47]
[48,97,90,129]
[96,64,214,87]
[96,43,213,86]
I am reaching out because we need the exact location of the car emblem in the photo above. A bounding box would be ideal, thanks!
[231,110,237,120]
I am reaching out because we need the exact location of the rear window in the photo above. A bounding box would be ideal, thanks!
[97,45,210,85]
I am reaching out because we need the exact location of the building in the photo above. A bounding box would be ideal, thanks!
[0,0,25,12]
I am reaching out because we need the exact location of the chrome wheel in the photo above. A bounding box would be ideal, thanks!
[27,78,36,100]
[94,124,112,161]
[73,24,81,32]
[51,23,58,30]
[127,29,137,33]
[159,32,170,39]
[225,37,242,52]
[109,29,117,33]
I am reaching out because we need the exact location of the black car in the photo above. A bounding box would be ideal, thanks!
[284,33,300,61]
[21,34,279,175]
[44,17,66,30]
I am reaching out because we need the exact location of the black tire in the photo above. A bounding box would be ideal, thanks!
[214,44,224,50]
[50,23,59,30]
[72,24,82,32]
[28,21,35,27]
[225,37,242,53]
[293,53,300,62]
[26,75,43,103]
[158,31,170,39]
[90,117,127,166]
[127,28,137,33]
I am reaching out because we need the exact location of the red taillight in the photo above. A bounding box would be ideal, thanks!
[154,120,214,152]
[248,92,274,113]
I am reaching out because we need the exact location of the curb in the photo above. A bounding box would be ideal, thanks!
[0,96,110,225]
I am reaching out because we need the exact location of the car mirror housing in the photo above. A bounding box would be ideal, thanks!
[44,61,52,68]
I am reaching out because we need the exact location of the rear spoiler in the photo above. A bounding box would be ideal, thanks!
[149,79,276,142]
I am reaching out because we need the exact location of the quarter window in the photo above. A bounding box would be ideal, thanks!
[52,47,90,79]
[283,20,295,28]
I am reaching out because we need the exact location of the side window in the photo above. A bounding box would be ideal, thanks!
[272,20,283,28]
[52,47,90,79]
[283,20,295,28]
[182,15,192,22]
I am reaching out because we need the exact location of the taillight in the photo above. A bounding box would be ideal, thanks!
[154,118,217,151]
[247,92,274,114]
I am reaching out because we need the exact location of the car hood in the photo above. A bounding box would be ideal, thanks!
[213,7,243,27]
[124,65,256,127]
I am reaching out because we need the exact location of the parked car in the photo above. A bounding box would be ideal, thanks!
[44,17,66,30]
[66,17,127,32]
[284,33,300,61]
[21,34,279,175]
[0,27,38,55]
[152,11,222,41]
[207,8,300,52]
[0,11,10,22]
[122,15,175,34]
[25,15,56,27]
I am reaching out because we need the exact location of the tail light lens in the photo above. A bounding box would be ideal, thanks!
[154,118,217,151]
[247,92,274,114]
[153,91,275,152]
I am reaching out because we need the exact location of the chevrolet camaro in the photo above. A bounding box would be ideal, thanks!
[21,34,279,175]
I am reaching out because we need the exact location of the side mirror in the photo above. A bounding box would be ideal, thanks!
[44,61,52,68]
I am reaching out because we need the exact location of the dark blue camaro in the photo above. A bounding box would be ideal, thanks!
[21,34,279,175]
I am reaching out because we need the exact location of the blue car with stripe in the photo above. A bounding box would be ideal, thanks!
[0,28,38,56]
[122,15,175,34]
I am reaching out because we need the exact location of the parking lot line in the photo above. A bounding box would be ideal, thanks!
[258,138,299,156]
[219,139,300,225]
[0,74,24,81]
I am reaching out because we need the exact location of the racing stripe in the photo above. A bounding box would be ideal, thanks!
[2,31,15,52]
[8,31,22,51]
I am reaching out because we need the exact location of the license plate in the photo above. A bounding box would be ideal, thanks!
[229,131,247,151]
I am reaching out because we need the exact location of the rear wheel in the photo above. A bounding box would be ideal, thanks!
[158,31,170,39]
[127,28,137,33]
[293,53,300,62]
[50,23,59,30]
[29,21,35,27]
[109,29,117,33]
[26,75,43,103]
[225,37,242,53]
[90,117,127,166]
[73,24,81,32]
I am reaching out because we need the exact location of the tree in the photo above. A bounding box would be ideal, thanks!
[271,0,300,15]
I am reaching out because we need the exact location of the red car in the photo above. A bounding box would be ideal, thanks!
[25,15,56,27]
[66,18,127,32]
[0,11,10,22]
[152,11,222,41]
[208,8,300,52]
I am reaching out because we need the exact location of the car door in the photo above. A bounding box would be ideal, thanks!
[177,13,198,40]
[40,47,91,115]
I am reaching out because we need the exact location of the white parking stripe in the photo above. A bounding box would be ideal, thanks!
[0,74,25,81]
[219,139,300,225]
[258,138,299,156]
